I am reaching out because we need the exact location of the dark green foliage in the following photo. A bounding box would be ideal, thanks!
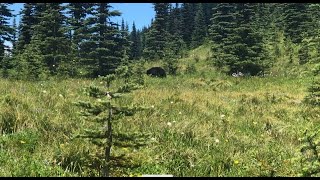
[283,3,312,44]
[30,3,71,76]
[299,129,320,176]
[129,22,139,60]
[83,3,122,77]
[143,3,169,60]
[181,3,196,48]
[16,3,34,52]
[13,43,48,80]
[209,3,237,71]
[210,3,269,75]
[0,3,14,60]
[305,64,320,106]
[191,4,207,48]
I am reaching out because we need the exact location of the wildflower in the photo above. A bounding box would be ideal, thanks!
[173,121,176,123]
[225,139,229,142]
[170,101,174,104]
[42,90,47,94]
[215,138,220,143]
[151,105,155,108]
[100,82,103,84]
[40,83,44,86]
[253,121,257,125]
[53,64,55,67]
[220,114,225,119]
[151,137,156,141]
[234,160,239,165]
[106,92,112,99]
[20,140,26,144]
[167,122,172,127]
[181,132,185,135]
[59,94,63,98]
[232,73,238,77]
[179,112,182,115]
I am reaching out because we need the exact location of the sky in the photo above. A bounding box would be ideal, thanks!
[8,3,155,31]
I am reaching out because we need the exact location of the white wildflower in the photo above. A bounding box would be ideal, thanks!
[151,137,156,141]
[151,105,155,108]
[215,138,220,143]
[170,101,174,104]
[106,92,112,99]
[42,90,47,94]
[179,112,182,115]
[220,114,225,119]
[173,121,176,123]
[167,122,172,127]
[59,94,63,98]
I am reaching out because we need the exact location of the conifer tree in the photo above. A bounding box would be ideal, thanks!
[209,3,237,71]
[75,66,147,177]
[181,3,196,48]
[231,3,269,75]
[191,3,207,48]
[65,3,90,77]
[283,3,312,43]
[30,3,71,76]
[0,3,14,61]
[80,3,122,77]
[305,64,320,106]
[130,22,139,60]
[16,3,34,52]
[143,3,169,60]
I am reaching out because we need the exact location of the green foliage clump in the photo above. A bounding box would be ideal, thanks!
[305,64,320,106]
[298,129,320,176]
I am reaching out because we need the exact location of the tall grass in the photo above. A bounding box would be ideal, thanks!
[0,45,319,176]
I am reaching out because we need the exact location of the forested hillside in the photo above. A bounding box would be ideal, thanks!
[0,3,319,78]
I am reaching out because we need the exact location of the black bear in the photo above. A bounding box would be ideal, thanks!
[146,67,166,78]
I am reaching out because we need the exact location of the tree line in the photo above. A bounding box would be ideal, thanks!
[0,3,319,79]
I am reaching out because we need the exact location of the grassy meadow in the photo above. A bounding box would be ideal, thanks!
[0,45,319,177]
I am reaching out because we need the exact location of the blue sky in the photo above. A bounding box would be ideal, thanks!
[5,3,155,48]
[8,3,155,31]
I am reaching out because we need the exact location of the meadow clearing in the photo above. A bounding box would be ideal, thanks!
[0,45,319,177]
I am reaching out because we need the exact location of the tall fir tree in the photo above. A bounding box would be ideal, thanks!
[16,3,34,52]
[283,3,312,44]
[143,3,169,60]
[0,3,14,61]
[11,16,17,53]
[81,3,122,77]
[191,3,207,48]
[29,3,71,76]
[209,3,238,70]
[130,22,139,60]
[231,3,269,75]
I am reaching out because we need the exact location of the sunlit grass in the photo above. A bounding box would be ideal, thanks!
[0,45,319,176]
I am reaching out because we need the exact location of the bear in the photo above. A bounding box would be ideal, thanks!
[146,67,166,78]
